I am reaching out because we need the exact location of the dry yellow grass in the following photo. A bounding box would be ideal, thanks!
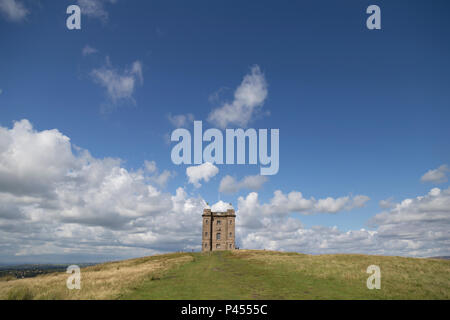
[0,253,193,300]
[230,250,450,299]
[2,250,449,299]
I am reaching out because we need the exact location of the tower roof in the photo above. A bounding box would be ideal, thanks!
[211,200,234,212]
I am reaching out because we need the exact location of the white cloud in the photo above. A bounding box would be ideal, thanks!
[208,65,268,128]
[0,119,75,196]
[235,191,369,229]
[144,160,157,173]
[208,86,229,104]
[150,170,173,188]
[236,187,450,257]
[237,220,379,255]
[143,160,174,188]
[91,58,143,107]
[82,45,98,56]
[0,120,173,227]
[421,164,449,184]
[379,197,394,209]
[0,120,448,260]
[77,0,117,22]
[367,187,450,256]
[186,162,219,188]
[370,188,450,226]
[0,120,205,262]
[211,200,233,212]
[0,0,28,22]
[219,175,268,194]
[167,113,194,127]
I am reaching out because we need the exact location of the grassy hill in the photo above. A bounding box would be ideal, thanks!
[1,250,449,300]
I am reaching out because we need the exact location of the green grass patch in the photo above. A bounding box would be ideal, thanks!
[122,250,450,300]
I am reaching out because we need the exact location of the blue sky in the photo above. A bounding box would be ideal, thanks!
[0,0,449,263]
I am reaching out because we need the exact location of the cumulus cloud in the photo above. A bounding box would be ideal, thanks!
[143,160,174,188]
[237,220,379,255]
[211,200,233,212]
[144,160,157,174]
[77,0,117,22]
[236,188,450,257]
[219,175,268,194]
[235,188,450,257]
[0,120,205,262]
[370,188,450,227]
[421,164,449,184]
[91,58,143,108]
[208,86,229,104]
[208,65,268,128]
[0,120,75,196]
[235,191,376,252]
[0,0,28,22]
[235,191,369,229]
[167,113,194,127]
[186,162,219,188]
[0,120,173,228]
[379,197,394,209]
[82,45,98,56]
[0,120,448,260]
[150,170,174,188]
[368,187,450,256]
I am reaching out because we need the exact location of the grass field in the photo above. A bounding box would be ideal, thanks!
[1,250,449,300]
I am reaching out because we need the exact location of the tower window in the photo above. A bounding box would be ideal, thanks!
[229,244,232,249]
[216,244,220,249]
[205,220,208,224]
[229,220,232,224]
[205,232,208,236]
[217,220,221,225]
[229,232,232,237]
[216,233,221,240]
[205,243,208,248]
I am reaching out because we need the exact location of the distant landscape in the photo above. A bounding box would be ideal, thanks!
[1,250,449,300]
[0,264,96,280]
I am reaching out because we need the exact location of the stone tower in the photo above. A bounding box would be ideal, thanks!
[202,201,236,251]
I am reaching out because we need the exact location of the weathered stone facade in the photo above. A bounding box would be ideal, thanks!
[202,204,236,251]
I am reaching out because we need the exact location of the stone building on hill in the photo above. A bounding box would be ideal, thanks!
[202,201,236,251]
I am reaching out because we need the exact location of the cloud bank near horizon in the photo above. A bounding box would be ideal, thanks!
[0,120,448,262]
